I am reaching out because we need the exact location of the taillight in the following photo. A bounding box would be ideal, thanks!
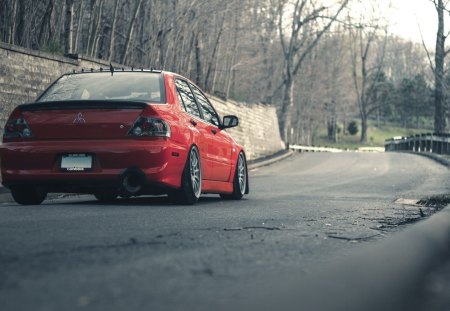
[3,117,33,138]
[128,117,171,137]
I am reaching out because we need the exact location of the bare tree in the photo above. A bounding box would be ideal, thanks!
[120,0,142,64]
[108,0,119,61]
[64,0,74,54]
[38,0,55,47]
[348,2,389,143]
[0,0,436,138]
[74,0,85,53]
[432,0,448,133]
[275,0,349,142]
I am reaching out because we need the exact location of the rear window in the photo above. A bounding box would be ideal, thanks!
[37,72,165,103]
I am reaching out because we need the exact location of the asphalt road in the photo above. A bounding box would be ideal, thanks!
[1,152,449,311]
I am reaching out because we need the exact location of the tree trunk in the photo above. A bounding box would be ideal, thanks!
[327,116,337,143]
[108,0,119,62]
[225,50,239,99]
[86,0,98,55]
[120,0,142,64]
[15,0,26,45]
[38,0,55,46]
[204,17,225,92]
[279,76,294,143]
[360,117,368,143]
[157,29,168,68]
[9,0,18,44]
[64,0,74,55]
[195,33,202,87]
[185,32,196,74]
[90,0,104,57]
[74,0,84,53]
[225,12,240,99]
[434,0,446,133]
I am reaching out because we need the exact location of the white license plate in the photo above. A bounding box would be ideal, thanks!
[61,154,92,171]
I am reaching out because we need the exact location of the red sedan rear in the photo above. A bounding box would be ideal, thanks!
[0,70,248,205]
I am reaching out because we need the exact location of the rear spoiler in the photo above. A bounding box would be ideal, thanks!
[19,100,148,111]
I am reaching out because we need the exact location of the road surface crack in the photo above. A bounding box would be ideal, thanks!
[327,233,381,242]
[224,226,281,231]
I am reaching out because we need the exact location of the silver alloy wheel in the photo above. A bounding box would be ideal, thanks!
[190,147,202,198]
[237,153,246,194]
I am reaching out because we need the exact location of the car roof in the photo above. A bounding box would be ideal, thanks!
[62,69,194,85]
[67,68,164,75]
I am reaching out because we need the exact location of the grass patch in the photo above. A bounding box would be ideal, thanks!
[314,123,429,149]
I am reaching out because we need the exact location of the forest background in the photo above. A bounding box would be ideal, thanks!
[1,0,449,147]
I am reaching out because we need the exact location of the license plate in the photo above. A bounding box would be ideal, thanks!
[61,154,92,171]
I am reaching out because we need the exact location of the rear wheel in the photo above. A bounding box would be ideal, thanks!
[11,186,47,205]
[169,146,202,205]
[220,152,247,200]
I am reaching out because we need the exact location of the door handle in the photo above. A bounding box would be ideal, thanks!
[211,129,217,134]
[190,119,197,126]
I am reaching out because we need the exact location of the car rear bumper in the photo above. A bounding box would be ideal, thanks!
[0,138,188,191]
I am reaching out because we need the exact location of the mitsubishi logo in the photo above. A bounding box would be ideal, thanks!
[73,112,86,124]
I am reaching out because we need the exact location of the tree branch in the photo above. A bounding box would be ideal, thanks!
[418,22,436,73]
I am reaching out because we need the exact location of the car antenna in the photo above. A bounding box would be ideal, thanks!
[110,63,114,76]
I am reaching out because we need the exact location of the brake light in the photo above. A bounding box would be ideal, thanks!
[128,117,171,137]
[3,117,33,138]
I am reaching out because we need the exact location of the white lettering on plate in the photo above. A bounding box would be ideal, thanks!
[66,167,85,171]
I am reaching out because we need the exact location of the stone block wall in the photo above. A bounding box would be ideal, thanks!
[0,42,284,160]
[210,97,284,159]
[0,42,121,130]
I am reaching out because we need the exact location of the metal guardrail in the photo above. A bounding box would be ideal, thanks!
[290,145,385,153]
[290,145,344,153]
[385,133,450,154]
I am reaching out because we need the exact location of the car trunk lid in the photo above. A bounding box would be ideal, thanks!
[19,100,149,140]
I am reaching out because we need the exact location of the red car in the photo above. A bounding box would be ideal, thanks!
[1,69,249,205]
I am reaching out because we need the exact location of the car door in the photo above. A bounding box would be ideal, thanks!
[189,83,233,182]
[174,79,213,180]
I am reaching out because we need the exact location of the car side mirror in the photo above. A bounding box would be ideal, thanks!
[221,115,239,129]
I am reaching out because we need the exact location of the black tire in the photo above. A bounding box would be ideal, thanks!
[11,186,47,205]
[220,152,247,200]
[94,189,117,203]
[169,146,202,205]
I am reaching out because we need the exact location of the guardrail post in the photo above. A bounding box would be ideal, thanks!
[415,135,420,152]
[431,134,437,153]
[446,135,450,155]
[424,134,433,152]
[424,134,428,152]
[444,137,448,154]
[437,137,442,154]
[399,139,404,151]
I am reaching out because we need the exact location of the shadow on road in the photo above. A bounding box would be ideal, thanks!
[50,194,247,207]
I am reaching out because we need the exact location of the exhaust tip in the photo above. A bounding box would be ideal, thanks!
[120,168,146,195]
